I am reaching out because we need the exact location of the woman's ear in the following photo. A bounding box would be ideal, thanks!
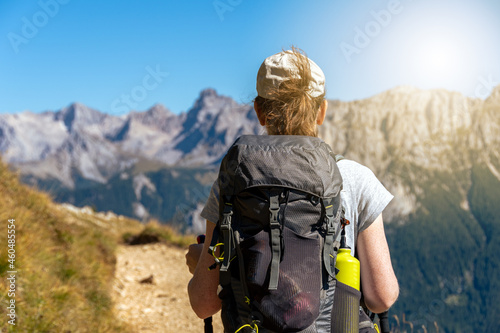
[254,100,266,126]
[316,99,328,125]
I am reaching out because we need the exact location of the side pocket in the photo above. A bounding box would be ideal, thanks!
[331,280,361,333]
[240,229,272,291]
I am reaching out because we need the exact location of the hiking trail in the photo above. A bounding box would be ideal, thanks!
[112,243,223,332]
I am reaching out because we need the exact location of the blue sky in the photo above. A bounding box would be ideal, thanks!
[1,0,499,114]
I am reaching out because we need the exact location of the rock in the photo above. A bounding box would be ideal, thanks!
[139,274,154,284]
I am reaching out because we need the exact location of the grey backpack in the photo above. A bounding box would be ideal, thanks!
[209,135,346,332]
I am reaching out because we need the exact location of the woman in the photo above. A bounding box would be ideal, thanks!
[186,47,399,326]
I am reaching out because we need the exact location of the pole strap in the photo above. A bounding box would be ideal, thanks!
[220,199,234,272]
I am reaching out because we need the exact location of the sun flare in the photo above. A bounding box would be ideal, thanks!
[409,33,464,86]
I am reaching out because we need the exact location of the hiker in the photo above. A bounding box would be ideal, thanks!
[186,47,399,330]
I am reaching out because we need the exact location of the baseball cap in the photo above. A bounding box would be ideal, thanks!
[256,50,326,100]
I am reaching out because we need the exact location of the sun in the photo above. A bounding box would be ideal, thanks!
[421,44,451,73]
[380,0,500,96]
[408,32,465,88]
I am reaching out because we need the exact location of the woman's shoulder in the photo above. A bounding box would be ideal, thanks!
[336,158,391,205]
[336,159,378,185]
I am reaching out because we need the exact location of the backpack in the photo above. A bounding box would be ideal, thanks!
[208,135,346,332]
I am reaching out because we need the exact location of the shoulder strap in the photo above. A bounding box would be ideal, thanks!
[322,197,343,277]
[268,190,282,290]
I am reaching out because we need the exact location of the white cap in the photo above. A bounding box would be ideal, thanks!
[256,50,326,100]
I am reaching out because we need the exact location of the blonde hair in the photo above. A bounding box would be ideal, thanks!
[255,47,325,137]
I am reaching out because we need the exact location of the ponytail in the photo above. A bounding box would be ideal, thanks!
[254,47,325,137]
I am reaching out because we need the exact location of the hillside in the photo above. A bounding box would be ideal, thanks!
[0,157,225,332]
[0,159,143,332]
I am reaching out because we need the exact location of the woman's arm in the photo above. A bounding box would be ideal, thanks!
[186,220,221,318]
[357,213,399,313]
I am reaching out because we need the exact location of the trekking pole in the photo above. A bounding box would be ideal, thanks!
[378,311,390,333]
[197,235,214,333]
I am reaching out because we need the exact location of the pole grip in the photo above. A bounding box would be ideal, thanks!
[378,311,390,333]
[197,235,213,333]
[197,235,206,244]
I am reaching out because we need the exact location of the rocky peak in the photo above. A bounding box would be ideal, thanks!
[145,103,172,118]
[191,89,217,110]
[55,102,106,132]
[191,89,234,113]
[199,88,217,98]
[129,103,175,128]
[485,84,500,104]
[182,89,231,130]
[321,85,485,179]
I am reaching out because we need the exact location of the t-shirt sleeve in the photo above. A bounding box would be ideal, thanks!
[337,159,393,236]
[200,180,220,224]
[355,163,393,233]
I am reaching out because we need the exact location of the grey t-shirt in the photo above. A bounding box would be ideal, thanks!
[200,159,393,255]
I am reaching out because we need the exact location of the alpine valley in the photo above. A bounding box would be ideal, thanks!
[2,85,499,332]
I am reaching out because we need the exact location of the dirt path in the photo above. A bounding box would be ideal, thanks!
[112,243,224,332]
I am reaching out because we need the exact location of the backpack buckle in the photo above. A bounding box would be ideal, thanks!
[221,202,233,230]
[324,204,336,235]
[269,191,280,227]
[269,207,280,226]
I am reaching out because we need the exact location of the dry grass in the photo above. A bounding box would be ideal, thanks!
[0,160,139,332]
[122,219,196,248]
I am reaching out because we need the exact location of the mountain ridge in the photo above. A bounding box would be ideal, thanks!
[0,89,261,189]
[2,85,499,221]
[2,85,500,331]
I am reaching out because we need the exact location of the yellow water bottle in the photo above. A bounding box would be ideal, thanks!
[331,227,361,332]
[335,230,360,291]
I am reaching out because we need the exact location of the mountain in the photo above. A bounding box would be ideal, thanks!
[318,85,499,332]
[0,89,260,233]
[1,85,500,331]
[1,103,128,188]
[0,90,261,190]
[319,86,494,222]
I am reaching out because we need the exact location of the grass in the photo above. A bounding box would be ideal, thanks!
[122,219,196,248]
[0,160,141,332]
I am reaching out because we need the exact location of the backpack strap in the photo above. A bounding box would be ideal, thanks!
[268,190,282,290]
[220,196,234,272]
[232,230,257,328]
[322,197,342,277]
[323,197,336,277]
